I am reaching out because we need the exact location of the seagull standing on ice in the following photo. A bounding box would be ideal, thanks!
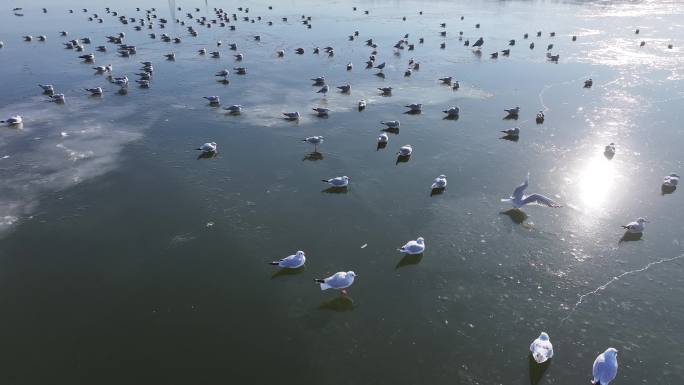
[312,107,329,117]
[501,127,520,137]
[283,111,300,120]
[196,142,217,153]
[314,271,357,294]
[337,84,351,93]
[398,237,425,254]
[530,332,554,364]
[405,103,422,112]
[269,251,306,268]
[592,348,618,385]
[502,173,561,208]
[381,120,400,129]
[621,218,648,234]
[1,116,23,125]
[204,96,220,105]
[85,87,103,95]
[663,173,679,187]
[223,105,242,114]
[443,106,460,117]
[303,136,324,151]
[377,133,389,143]
[504,106,520,117]
[431,175,447,189]
[397,144,413,156]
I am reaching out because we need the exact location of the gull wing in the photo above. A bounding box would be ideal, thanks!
[521,193,561,207]
[511,173,530,199]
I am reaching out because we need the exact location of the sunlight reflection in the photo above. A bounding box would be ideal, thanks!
[577,154,619,209]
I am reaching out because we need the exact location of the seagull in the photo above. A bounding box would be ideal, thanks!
[223,105,242,114]
[505,106,520,116]
[136,79,150,88]
[530,332,554,364]
[210,51,221,58]
[358,100,367,110]
[381,120,400,129]
[501,127,520,137]
[276,49,285,57]
[378,87,393,95]
[283,111,300,120]
[622,218,648,234]
[316,84,329,95]
[312,107,329,117]
[234,53,244,61]
[397,144,413,156]
[1,115,23,125]
[38,84,54,93]
[502,173,561,208]
[269,251,306,269]
[233,67,247,75]
[311,76,325,85]
[536,111,545,123]
[215,69,230,77]
[604,143,616,157]
[93,65,110,73]
[452,81,460,90]
[663,173,680,187]
[346,62,352,71]
[378,133,389,143]
[321,176,350,187]
[196,142,217,153]
[204,96,220,105]
[303,136,324,151]
[164,52,175,60]
[198,48,206,55]
[584,78,593,88]
[431,175,447,189]
[50,93,65,103]
[443,106,460,117]
[109,75,128,86]
[79,53,95,61]
[472,37,484,47]
[337,84,351,93]
[439,76,453,85]
[398,237,425,254]
[592,348,618,385]
[84,87,103,95]
[314,271,357,294]
[405,103,422,112]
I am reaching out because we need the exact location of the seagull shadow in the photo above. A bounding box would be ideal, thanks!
[528,355,551,385]
[503,114,519,120]
[303,152,324,161]
[404,110,421,115]
[117,88,128,95]
[380,92,392,97]
[382,127,400,135]
[661,185,677,195]
[283,117,300,123]
[375,72,385,78]
[430,188,445,196]
[536,118,545,125]
[5,123,24,130]
[225,111,241,116]
[197,152,218,160]
[217,79,230,85]
[313,113,329,119]
[443,115,460,121]
[377,142,387,151]
[396,155,411,165]
[358,105,366,112]
[501,208,528,224]
[396,253,423,268]
[619,232,642,244]
[604,152,615,160]
[322,186,349,194]
[317,296,355,312]
[500,135,520,142]
[271,266,306,279]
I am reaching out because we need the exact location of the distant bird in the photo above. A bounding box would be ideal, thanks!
[210,51,221,58]
[640,41,645,47]
[443,106,460,117]
[592,348,618,385]
[530,42,535,49]
[337,84,351,93]
[604,143,616,158]
[315,271,356,294]
[378,133,389,143]
[472,37,484,47]
[381,120,400,129]
[502,173,561,208]
[198,48,206,55]
[38,84,54,93]
[50,94,66,103]
[79,53,95,61]
[276,49,285,57]
[311,76,325,85]
[358,100,367,110]
[346,62,353,71]
[504,106,520,117]
[1,115,23,125]
[452,81,460,90]
[530,332,554,364]
[490,52,499,58]
[283,111,300,120]
[223,105,242,114]
[431,175,447,190]
[316,84,329,95]
[321,176,350,187]
[663,173,680,188]
[204,96,220,105]
[622,218,648,234]
[233,67,247,74]
[397,144,413,156]
[85,87,103,95]
[269,251,306,269]
[164,52,175,60]
[303,135,324,151]
[398,237,425,254]
[234,53,244,61]
[312,107,329,117]
[196,142,217,153]
[584,78,593,88]
[378,87,392,95]
[536,111,545,123]
[405,103,422,112]
[439,76,453,85]
[501,127,520,137]
[215,69,230,77]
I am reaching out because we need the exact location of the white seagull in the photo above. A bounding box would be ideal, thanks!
[303,136,324,151]
[196,142,217,153]
[592,348,618,385]
[1,115,23,125]
[283,111,300,120]
[621,217,648,234]
[312,107,329,116]
[431,175,447,189]
[38,84,54,93]
[321,176,350,187]
[530,332,554,364]
[663,173,679,187]
[443,106,460,117]
[269,251,306,269]
[223,105,242,113]
[405,103,422,112]
[315,271,357,293]
[378,133,389,143]
[381,120,400,129]
[397,144,413,156]
[398,237,425,254]
[505,106,520,116]
[501,173,561,208]
[204,96,220,105]
[85,87,103,95]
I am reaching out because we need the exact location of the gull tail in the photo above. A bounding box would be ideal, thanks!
[268,261,280,266]
[621,225,629,229]
[321,179,330,183]
[314,279,330,290]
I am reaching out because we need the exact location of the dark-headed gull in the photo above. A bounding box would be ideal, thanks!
[622,218,648,234]
[196,142,217,153]
[592,348,618,385]
[315,271,356,294]
[269,251,306,268]
[502,173,561,208]
[1,115,22,125]
[530,332,554,364]
[398,237,425,254]
[321,176,350,187]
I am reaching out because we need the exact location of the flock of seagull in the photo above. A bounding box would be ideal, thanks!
[2,4,681,385]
